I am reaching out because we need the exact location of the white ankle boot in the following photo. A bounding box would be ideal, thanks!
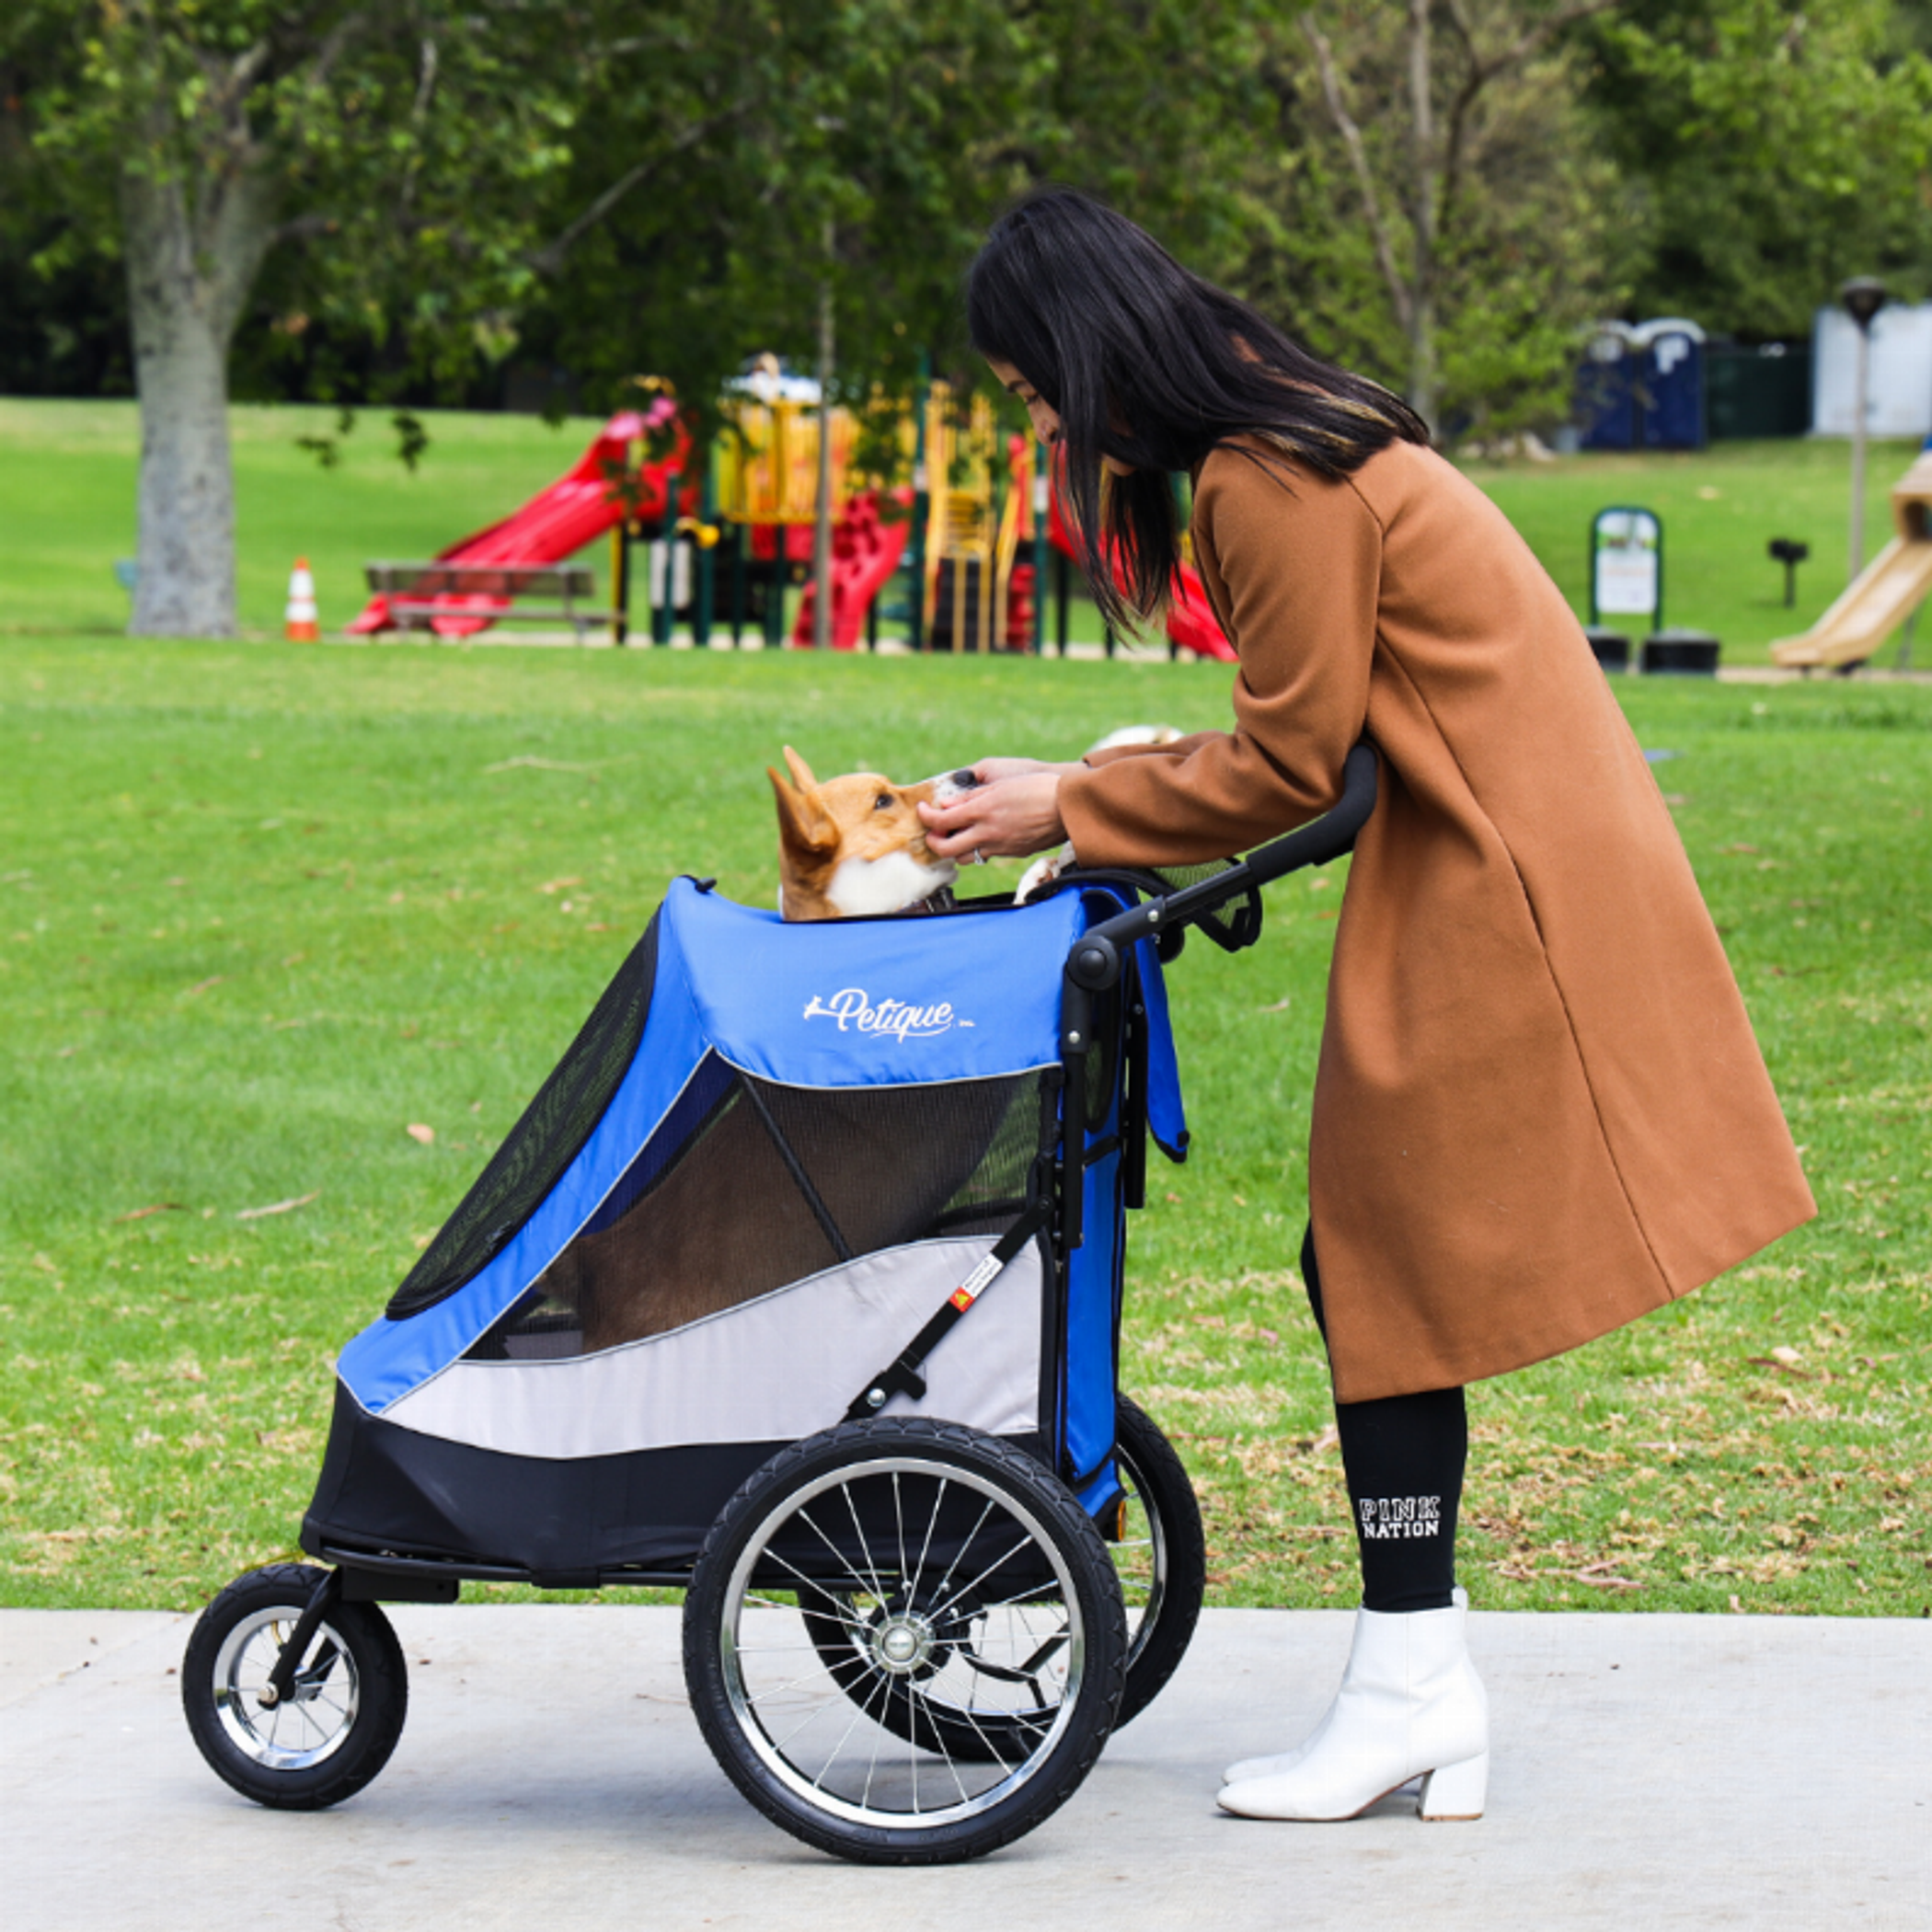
[1222,1588,1468,1788]
[1218,1593,1487,1821]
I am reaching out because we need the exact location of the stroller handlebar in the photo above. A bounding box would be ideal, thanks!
[1063,740,1378,995]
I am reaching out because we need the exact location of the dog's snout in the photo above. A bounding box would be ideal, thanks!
[950,769,981,790]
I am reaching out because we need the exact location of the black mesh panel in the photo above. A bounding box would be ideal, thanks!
[467,1066,1050,1360]
[387,918,660,1319]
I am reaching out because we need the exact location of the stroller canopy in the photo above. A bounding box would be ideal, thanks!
[339,880,1185,1418]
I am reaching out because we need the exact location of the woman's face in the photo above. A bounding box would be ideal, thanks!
[985,356,1135,477]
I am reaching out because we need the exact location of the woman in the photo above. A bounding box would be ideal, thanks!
[920,190,1814,1823]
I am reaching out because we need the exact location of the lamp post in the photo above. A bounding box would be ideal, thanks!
[1842,277,1887,585]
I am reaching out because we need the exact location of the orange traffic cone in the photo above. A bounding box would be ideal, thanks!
[284,558,320,642]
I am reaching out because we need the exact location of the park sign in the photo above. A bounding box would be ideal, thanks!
[1590,506,1663,631]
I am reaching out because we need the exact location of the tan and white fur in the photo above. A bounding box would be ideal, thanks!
[770,745,978,922]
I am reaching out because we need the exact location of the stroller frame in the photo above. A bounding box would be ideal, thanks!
[181,746,1377,1865]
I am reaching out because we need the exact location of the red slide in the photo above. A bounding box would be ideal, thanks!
[346,404,691,638]
[788,489,914,650]
[1046,489,1236,662]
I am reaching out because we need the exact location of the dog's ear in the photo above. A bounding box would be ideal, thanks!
[781,744,820,794]
[769,764,838,860]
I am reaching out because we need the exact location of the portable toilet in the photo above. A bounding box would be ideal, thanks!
[1576,323,1639,450]
[1634,318,1708,450]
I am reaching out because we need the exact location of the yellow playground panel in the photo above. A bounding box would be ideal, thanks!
[717,397,863,526]
[714,380,1037,650]
[1774,452,1932,668]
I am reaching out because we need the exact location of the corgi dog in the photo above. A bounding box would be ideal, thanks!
[772,729,1183,921]
[770,746,977,922]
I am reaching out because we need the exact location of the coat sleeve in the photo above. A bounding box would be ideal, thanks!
[1057,449,1380,868]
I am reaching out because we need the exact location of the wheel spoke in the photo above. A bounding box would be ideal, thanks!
[938,1686,1029,1771]
[923,1532,1039,1628]
[976,1577,1064,1614]
[908,1475,948,1605]
[1017,1627,1072,1678]
[839,1482,896,1609]
[742,1591,789,1608]
[755,1545,868,1624]
[860,1675,890,1811]
[792,1505,879,1605]
[922,1495,998,1617]
[763,1688,846,1758]
[892,1472,908,1587]
[930,1703,973,1808]
[807,1670,879,1795]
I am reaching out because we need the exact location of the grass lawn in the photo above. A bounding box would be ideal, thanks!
[1466,436,1929,663]
[1,636,1926,1616]
[0,395,1924,662]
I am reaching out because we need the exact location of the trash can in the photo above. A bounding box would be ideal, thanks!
[1584,627,1631,672]
[1641,628,1720,676]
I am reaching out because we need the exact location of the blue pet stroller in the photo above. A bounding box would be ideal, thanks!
[181,748,1376,1864]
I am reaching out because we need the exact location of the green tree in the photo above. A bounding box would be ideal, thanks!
[1583,0,1932,339]
[520,0,1272,414]
[17,0,575,636]
[1236,1,1632,440]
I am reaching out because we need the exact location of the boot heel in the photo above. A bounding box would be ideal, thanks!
[1418,1751,1487,1821]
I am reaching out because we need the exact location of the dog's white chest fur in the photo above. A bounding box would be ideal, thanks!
[826,850,956,919]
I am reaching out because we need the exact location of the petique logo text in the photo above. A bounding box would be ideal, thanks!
[801,987,972,1041]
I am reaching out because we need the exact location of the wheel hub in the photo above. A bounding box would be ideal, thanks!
[868,1613,936,1676]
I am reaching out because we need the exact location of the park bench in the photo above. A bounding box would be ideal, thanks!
[362,561,612,639]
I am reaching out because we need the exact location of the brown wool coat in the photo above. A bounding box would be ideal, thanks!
[1057,438,1815,1403]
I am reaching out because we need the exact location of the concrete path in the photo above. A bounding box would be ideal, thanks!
[4,1606,1926,1931]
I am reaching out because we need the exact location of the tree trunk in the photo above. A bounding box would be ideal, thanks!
[1405,0,1441,433]
[121,149,276,638]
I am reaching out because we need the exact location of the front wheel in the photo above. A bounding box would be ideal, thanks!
[181,1564,408,1810]
[683,1418,1126,1865]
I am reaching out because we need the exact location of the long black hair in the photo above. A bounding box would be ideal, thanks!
[967,190,1428,630]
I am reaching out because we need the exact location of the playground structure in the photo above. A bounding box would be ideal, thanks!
[1772,451,1932,668]
[348,377,1236,660]
[719,380,1059,654]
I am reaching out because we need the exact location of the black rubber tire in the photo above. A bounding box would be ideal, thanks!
[1110,1392,1206,1730]
[182,1564,408,1811]
[683,1417,1127,1866]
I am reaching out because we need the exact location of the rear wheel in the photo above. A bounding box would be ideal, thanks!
[683,1417,1126,1865]
[181,1564,407,1810]
[1109,1393,1206,1729]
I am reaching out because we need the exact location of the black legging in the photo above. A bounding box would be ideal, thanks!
[1302,1226,1466,1615]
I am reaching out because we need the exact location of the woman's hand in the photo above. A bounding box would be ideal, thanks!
[920,769,1071,862]
[963,756,1086,786]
